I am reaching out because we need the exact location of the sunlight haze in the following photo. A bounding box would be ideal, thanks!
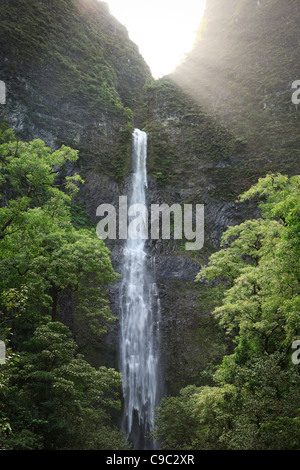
[104,0,206,78]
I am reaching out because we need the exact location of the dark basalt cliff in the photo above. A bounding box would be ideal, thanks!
[1,0,300,393]
[0,0,151,186]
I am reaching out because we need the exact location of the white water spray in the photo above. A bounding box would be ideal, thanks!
[119,129,161,450]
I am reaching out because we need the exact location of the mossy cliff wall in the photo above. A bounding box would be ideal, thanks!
[0,0,151,190]
[172,0,300,182]
[144,0,300,393]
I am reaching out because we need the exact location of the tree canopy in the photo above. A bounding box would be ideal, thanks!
[0,124,126,450]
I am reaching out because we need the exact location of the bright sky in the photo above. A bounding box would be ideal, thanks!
[104,0,206,78]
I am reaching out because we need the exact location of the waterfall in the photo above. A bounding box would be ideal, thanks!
[119,128,161,450]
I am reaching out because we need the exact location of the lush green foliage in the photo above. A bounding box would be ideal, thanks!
[1,322,128,450]
[154,174,300,450]
[172,0,300,182]
[107,116,134,183]
[0,125,118,336]
[0,125,126,449]
[146,121,177,185]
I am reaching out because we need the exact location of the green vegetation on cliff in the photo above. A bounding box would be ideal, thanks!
[154,173,300,450]
[0,0,151,184]
[142,1,300,410]
[0,0,150,112]
[172,0,300,182]
[145,77,241,194]
[145,0,300,199]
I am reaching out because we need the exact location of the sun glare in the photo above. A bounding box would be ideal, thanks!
[104,0,206,79]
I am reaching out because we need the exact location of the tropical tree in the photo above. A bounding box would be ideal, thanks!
[0,124,122,449]
[0,124,118,347]
[0,322,128,450]
[154,173,300,450]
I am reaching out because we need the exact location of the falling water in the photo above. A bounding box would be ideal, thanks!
[119,129,161,450]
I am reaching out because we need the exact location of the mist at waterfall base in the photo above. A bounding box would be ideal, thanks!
[119,129,162,450]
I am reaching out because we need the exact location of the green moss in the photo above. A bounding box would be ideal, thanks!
[0,0,151,111]
[145,121,177,185]
[70,203,94,230]
[0,0,151,183]
[171,0,300,186]
[108,114,134,183]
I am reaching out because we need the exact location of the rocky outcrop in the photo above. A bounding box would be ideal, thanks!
[0,0,151,188]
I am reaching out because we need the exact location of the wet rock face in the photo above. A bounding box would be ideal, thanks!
[0,72,129,176]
